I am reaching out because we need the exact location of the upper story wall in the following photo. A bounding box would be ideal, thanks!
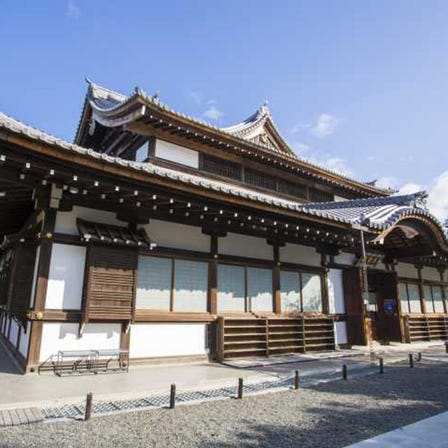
[144,137,349,203]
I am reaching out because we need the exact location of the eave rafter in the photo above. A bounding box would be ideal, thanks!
[0,143,360,252]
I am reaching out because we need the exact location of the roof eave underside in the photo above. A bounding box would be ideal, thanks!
[3,111,448,258]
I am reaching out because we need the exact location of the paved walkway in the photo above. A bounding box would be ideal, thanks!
[347,411,448,447]
[0,339,444,411]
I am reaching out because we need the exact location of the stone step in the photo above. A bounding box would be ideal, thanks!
[0,407,44,427]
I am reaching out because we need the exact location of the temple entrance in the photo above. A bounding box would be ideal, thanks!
[366,271,401,343]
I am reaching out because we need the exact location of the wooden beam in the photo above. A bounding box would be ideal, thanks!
[26,208,56,370]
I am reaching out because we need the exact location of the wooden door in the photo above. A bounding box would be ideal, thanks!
[372,272,401,342]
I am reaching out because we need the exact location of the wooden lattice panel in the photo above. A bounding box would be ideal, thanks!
[84,245,137,321]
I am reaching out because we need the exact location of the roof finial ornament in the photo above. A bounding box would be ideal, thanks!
[411,191,428,210]
[151,90,160,103]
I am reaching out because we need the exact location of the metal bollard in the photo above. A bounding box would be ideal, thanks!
[445,341,448,354]
[294,370,300,390]
[409,353,414,368]
[85,392,93,421]
[379,357,384,374]
[170,384,176,409]
[417,352,422,362]
[238,378,244,399]
[342,364,348,380]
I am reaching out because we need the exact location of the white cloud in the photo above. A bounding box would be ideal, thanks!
[310,114,339,138]
[66,0,80,18]
[292,142,310,155]
[202,105,223,122]
[188,91,202,105]
[324,157,354,177]
[393,172,448,222]
[425,172,448,222]
[375,176,399,190]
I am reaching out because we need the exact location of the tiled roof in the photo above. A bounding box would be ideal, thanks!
[84,81,391,196]
[302,192,446,233]
[0,111,446,244]
[77,219,154,248]
[220,103,294,156]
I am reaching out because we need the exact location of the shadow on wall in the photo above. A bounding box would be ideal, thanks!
[0,340,21,374]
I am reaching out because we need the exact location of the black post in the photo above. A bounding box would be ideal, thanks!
[445,341,448,354]
[379,357,384,374]
[417,352,422,362]
[170,384,176,409]
[342,364,348,380]
[85,392,93,421]
[238,378,244,399]
[409,353,414,368]
[294,370,300,390]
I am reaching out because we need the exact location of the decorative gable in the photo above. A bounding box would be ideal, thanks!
[221,104,296,157]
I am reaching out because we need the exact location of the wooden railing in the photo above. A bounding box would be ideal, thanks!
[216,316,335,361]
[403,315,448,343]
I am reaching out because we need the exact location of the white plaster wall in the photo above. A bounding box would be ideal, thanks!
[328,269,345,314]
[334,322,348,345]
[219,233,272,260]
[280,243,321,266]
[334,252,355,266]
[45,244,86,310]
[39,323,121,362]
[143,220,210,252]
[18,323,30,357]
[55,206,124,236]
[422,267,442,282]
[334,195,347,202]
[155,139,199,168]
[396,263,418,279]
[129,323,208,358]
[8,319,19,347]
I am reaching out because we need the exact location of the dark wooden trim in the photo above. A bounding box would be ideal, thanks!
[209,235,218,315]
[273,244,281,314]
[53,233,85,246]
[134,310,215,323]
[26,320,43,372]
[33,209,56,312]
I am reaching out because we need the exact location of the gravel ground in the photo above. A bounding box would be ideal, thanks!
[1,360,448,448]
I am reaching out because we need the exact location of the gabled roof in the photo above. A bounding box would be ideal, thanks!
[74,80,392,198]
[2,111,446,246]
[302,191,446,232]
[221,103,296,156]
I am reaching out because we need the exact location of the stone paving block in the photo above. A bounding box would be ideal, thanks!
[0,407,43,427]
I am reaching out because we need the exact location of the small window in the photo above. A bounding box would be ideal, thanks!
[432,285,445,313]
[408,283,422,313]
[217,264,246,312]
[137,256,172,310]
[202,154,242,180]
[308,188,334,203]
[301,273,322,312]
[247,267,273,312]
[277,179,307,199]
[173,260,208,312]
[280,271,300,312]
[245,168,277,191]
[280,270,323,313]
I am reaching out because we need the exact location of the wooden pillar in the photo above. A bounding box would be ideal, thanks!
[272,244,281,314]
[26,208,56,371]
[209,235,218,315]
[439,268,447,314]
[416,266,426,314]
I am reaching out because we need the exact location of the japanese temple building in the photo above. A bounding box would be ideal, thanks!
[1,80,448,373]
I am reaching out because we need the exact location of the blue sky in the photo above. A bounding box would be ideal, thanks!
[1,1,448,215]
